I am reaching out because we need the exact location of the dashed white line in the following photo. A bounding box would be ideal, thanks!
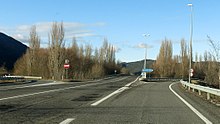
[59,118,75,124]
[91,77,139,106]
[169,82,212,124]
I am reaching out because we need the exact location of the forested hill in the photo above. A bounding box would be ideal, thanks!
[124,59,155,74]
[0,32,28,70]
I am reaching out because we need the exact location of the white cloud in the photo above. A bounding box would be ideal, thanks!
[89,22,106,27]
[12,34,29,43]
[0,22,105,44]
[134,43,153,49]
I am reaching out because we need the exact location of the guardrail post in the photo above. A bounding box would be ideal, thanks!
[207,93,210,100]
[180,80,220,101]
[198,90,201,95]
[188,86,190,91]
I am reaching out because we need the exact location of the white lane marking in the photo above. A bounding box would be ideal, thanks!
[15,82,65,88]
[0,77,128,101]
[0,82,66,91]
[91,77,139,106]
[0,83,94,101]
[169,83,212,124]
[125,77,139,87]
[1,76,116,91]
[91,86,129,106]
[59,118,75,124]
[140,81,157,84]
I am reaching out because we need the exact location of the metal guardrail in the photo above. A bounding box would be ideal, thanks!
[180,80,220,100]
[139,77,181,82]
[0,75,42,82]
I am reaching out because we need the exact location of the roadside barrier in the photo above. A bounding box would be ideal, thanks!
[180,80,220,100]
[0,75,42,83]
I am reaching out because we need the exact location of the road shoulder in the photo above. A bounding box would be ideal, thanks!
[171,82,220,123]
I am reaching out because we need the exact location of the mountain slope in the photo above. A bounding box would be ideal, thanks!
[124,59,155,74]
[0,32,28,70]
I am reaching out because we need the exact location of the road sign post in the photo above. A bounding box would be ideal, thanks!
[142,69,153,73]
[64,64,70,69]
[64,59,70,79]
[190,69,193,77]
[142,69,153,79]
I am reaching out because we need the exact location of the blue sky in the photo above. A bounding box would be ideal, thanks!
[0,0,219,62]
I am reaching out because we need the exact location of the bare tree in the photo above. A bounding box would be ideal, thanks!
[14,54,28,75]
[94,48,99,63]
[155,39,173,77]
[204,52,219,87]
[14,25,41,76]
[67,37,79,79]
[48,22,65,80]
[27,25,40,76]
[14,23,120,80]
[180,39,189,79]
[207,36,220,88]
[172,55,181,78]
[38,48,50,79]
[89,47,105,78]
[91,64,104,79]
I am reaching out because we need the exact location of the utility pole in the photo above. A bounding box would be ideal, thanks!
[188,3,193,83]
[143,34,150,78]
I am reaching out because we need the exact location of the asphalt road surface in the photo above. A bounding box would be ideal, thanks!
[0,76,219,124]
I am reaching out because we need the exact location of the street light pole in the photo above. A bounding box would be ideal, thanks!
[188,3,193,83]
[143,34,150,78]
[144,47,147,69]
[143,34,150,69]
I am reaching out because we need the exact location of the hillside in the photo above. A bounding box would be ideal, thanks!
[0,32,28,70]
[124,59,155,74]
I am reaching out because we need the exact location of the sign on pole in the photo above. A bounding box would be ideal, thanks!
[64,64,70,69]
[190,69,193,77]
[64,59,70,80]
[142,69,153,73]
[65,59,69,64]
[190,72,193,77]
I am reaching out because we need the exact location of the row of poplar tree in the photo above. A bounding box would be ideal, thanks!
[152,38,219,88]
[2,22,219,88]
[13,22,120,80]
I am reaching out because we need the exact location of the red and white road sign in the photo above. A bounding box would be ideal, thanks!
[64,64,70,69]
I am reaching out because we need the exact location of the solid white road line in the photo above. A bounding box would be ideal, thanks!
[91,87,129,106]
[125,77,139,87]
[91,77,139,106]
[1,76,115,91]
[15,82,65,88]
[59,118,75,124]
[0,83,94,101]
[0,82,67,91]
[169,82,212,124]
[0,77,128,101]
